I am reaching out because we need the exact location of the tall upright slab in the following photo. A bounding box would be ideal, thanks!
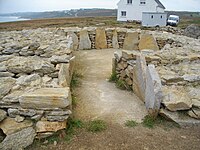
[79,30,91,50]
[112,30,119,49]
[145,64,163,117]
[123,32,139,50]
[95,28,107,49]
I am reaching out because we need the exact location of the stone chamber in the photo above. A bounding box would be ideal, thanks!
[0,26,200,149]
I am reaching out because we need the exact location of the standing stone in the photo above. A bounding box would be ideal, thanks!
[112,30,119,49]
[95,28,107,49]
[145,65,163,117]
[19,88,72,110]
[66,32,79,50]
[79,30,91,50]
[139,33,159,51]
[58,56,75,87]
[133,55,147,102]
[0,127,36,150]
[123,32,139,50]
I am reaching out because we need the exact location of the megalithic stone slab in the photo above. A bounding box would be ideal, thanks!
[95,28,107,49]
[123,32,139,50]
[79,30,91,50]
[133,55,147,102]
[145,64,163,117]
[19,88,72,110]
[66,32,79,50]
[58,56,75,87]
[139,33,159,51]
[112,30,119,49]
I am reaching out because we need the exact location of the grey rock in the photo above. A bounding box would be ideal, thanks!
[0,127,36,150]
[7,56,55,74]
[66,32,79,50]
[79,30,91,50]
[16,74,42,87]
[160,109,200,127]
[0,72,15,77]
[0,55,14,63]
[184,24,200,39]
[0,109,7,122]
[145,65,163,117]
[8,108,37,117]
[46,115,69,122]
[50,54,71,64]
[47,110,72,116]
[0,77,16,99]
[2,90,24,103]
[28,42,40,51]
[15,115,25,123]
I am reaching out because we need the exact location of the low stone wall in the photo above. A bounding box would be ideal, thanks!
[113,32,200,126]
[0,28,75,149]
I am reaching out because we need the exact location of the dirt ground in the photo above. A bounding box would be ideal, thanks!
[28,49,200,150]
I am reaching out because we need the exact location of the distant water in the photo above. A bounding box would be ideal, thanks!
[0,16,30,23]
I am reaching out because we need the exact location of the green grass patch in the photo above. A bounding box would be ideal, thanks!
[142,115,156,129]
[116,80,127,90]
[70,71,83,89]
[125,120,138,128]
[109,72,118,82]
[87,120,107,133]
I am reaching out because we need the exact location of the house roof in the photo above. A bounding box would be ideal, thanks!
[155,0,166,9]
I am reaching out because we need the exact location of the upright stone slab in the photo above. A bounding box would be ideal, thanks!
[133,55,147,102]
[123,32,139,50]
[19,88,71,110]
[139,33,159,51]
[145,64,163,117]
[112,30,119,49]
[95,28,107,49]
[66,32,79,50]
[79,30,91,50]
[58,56,75,87]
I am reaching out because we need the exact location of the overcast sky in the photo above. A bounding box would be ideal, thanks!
[0,0,199,14]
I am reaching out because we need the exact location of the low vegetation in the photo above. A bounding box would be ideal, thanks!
[125,120,138,128]
[109,72,128,90]
[70,71,83,89]
[87,120,107,133]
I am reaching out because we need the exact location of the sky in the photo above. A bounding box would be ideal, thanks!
[0,0,199,14]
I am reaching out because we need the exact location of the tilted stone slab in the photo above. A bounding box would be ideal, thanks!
[95,28,107,49]
[139,33,159,51]
[123,32,139,50]
[133,55,147,102]
[19,88,71,110]
[79,30,91,50]
[145,64,163,117]
[66,32,79,50]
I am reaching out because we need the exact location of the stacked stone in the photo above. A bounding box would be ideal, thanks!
[0,28,75,149]
[106,30,113,48]
[118,32,126,48]
[88,31,96,49]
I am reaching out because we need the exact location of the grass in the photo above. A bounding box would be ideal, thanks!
[142,115,156,129]
[109,72,118,82]
[87,120,107,133]
[70,71,83,89]
[109,72,129,90]
[125,120,138,128]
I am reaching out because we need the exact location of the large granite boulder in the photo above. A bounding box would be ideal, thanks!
[6,56,55,74]
[79,30,91,50]
[123,32,139,50]
[95,28,107,49]
[184,24,200,39]
[139,33,159,51]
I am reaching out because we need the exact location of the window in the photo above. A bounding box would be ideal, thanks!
[161,15,163,19]
[151,15,154,19]
[127,0,132,4]
[140,0,146,5]
[121,11,126,17]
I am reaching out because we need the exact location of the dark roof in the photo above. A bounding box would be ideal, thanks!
[155,0,166,9]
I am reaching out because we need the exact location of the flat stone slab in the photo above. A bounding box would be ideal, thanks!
[123,32,139,50]
[95,28,107,49]
[19,88,71,110]
[160,109,200,127]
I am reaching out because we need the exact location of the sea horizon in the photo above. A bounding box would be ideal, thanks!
[0,16,30,23]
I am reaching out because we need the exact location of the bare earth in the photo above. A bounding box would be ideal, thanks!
[30,49,200,150]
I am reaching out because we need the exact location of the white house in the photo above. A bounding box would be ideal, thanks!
[117,0,165,21]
